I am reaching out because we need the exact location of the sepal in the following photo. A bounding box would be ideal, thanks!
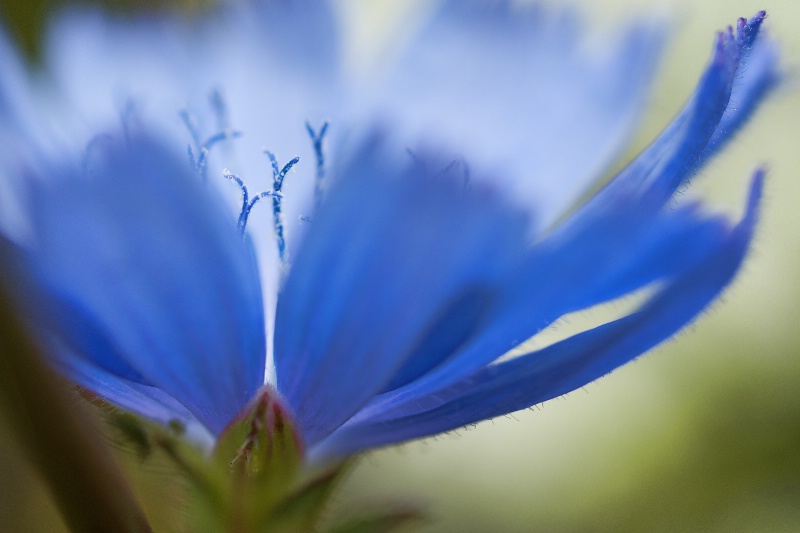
[213,386,304,513]
[107,386,422,532]
[210,386,338,532]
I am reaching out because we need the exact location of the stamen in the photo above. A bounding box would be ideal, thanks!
[243,191,281,231]
[179,107,242,181]
[224,168,250,219]
[204,130,240,150]
[179,110,202,151]
[224,169,281,236]
[305,121,329,210]
[186,145,196,170]
[264,151,300,262]
[195,147,210,178]
[267,151,300,191]
[210,89,229,132]
[120,100,137,144]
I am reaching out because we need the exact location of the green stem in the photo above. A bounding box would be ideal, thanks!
[0,282,152,533]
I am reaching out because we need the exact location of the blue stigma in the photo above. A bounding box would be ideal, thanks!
[264,151,300,262]
[305,121,329,210]
[178,90,330,261]
[223,169,282,237]
[180,106,242,182]
[209,89,229,132]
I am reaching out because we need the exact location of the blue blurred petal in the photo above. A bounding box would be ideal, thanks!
[40,0,341,204]
[579,12,776,214]
[0,3,778,461]
[366,0,665,225]
[274,140,531,445]
[236,0,340,79]
[18,136,266,434]
[315,170,764,457]
[345,185,732,427]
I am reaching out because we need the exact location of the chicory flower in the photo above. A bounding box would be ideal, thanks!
[0,1,779,463]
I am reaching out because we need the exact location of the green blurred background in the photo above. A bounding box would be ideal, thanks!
[1,0,799,531]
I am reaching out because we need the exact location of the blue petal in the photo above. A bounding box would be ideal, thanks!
[30,287,148,383]
[273,139,531,445]
[579,12,776,213]
[365,0,664,226]
[236,0,340,79]
[54,355,215,446]
[15,136,266,435]
[315,171,764,457]
[58,357,195,427]
[2,234,191,426]
[350,188,730,423]
[698,15,780,164]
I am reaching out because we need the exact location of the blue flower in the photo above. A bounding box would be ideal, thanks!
[0,2,779,460]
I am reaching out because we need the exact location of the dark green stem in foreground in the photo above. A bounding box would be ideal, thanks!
[0,281,151,533]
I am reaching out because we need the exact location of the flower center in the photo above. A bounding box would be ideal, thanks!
[180,91,330,261]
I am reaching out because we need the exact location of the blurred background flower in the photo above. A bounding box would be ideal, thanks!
[0,0,798,531]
